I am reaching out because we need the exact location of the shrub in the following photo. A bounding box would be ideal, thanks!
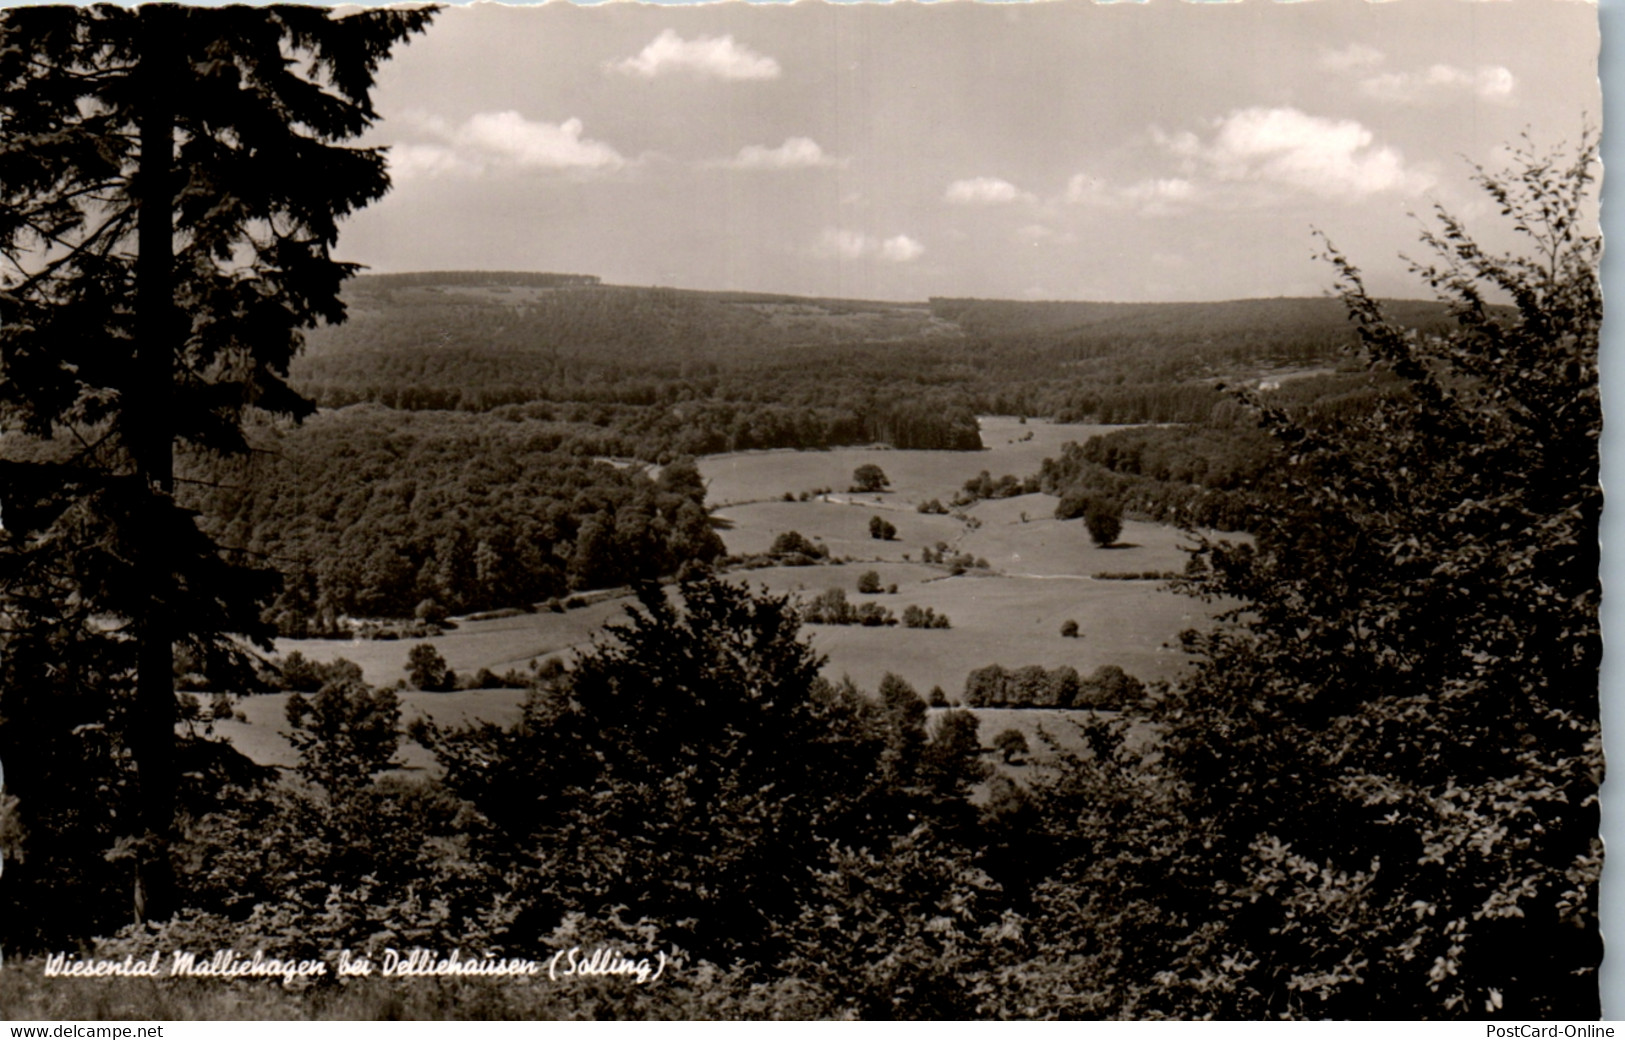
[993,728,1029,764]
[902,604,952,629]
[276,652,363,693]
[771,530,827,559]
[1060,619,1080,639]
[857,571,883,594]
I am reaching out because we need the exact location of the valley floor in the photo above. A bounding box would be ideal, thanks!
[252,416,1227,765]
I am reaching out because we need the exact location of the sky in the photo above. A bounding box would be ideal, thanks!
[335,0,1601,303]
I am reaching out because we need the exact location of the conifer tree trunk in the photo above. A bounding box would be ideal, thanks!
[129,5,179,923]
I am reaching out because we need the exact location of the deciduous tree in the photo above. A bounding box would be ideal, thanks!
[1156,134,1602,1017]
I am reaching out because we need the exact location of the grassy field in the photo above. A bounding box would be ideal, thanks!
[699,416,1116,508]
[726,561,1195,696]
[239,417,1221,768]
[272,596,629,689]
[215,689,529,772]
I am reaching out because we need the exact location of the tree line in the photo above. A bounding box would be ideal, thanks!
[182,411,724,630]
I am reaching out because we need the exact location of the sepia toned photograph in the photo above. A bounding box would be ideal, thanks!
[0,0,1604,1021]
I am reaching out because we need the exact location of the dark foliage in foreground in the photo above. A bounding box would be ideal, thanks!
[0,2,434,930]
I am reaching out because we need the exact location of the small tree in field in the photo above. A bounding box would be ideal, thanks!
[857,570,883,594]
[406,643,451,692]
[1060,619,1081,639]
[1084,499,1123,547]
[852,464,889,492]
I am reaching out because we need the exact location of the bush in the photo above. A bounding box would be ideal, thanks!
[902,604,952,629]
[1060,619,1080,639]
[857,571,883,594]
[868,516,897,541]
[771,530,827,559]
[276,652,364,693]
[993,728,1029,764]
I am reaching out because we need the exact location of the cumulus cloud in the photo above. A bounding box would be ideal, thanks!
[1064,173,1110,206]
[1319,44,1385,72]
[1063,170,1199,215]
[1157,107,1432,199]
[610,29,780,81]
[816,228,924,263]
[944,176,1033,205]
[1120,178,1196,205]
[390,111,625,180]
[714,137,845,170]
[879,235,926,262]
[1359,64,1516,104]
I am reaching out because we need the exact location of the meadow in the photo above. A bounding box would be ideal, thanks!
[246,416,1223,771]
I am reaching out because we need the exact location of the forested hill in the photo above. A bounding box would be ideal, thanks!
[292,271,1456,449]
[192,272,1458,626]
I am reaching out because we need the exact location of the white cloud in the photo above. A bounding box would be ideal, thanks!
[1163,106,1432,199]
[715,137,845,170]
[879,235,926,263]
[1063,170,1199,215]
[1359,64,1516,104]
[1119,177,1198,216]
[389,143,481,181]
[945,176,1033,205]
[1121,178,1196,204]
[1064,173,1110,205]
[816,228,924,263]
[390,111,625,180]
[1319,44,1385,72]
[610,29,780,81]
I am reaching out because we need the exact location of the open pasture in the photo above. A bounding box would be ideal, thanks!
[728,561,1199,695]
[254,416,1214,756]
[960,498,1207,577]
[715,499,963,560]
[271,596,630,688]
[214,688,528,772]
[698,416,1115,507]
